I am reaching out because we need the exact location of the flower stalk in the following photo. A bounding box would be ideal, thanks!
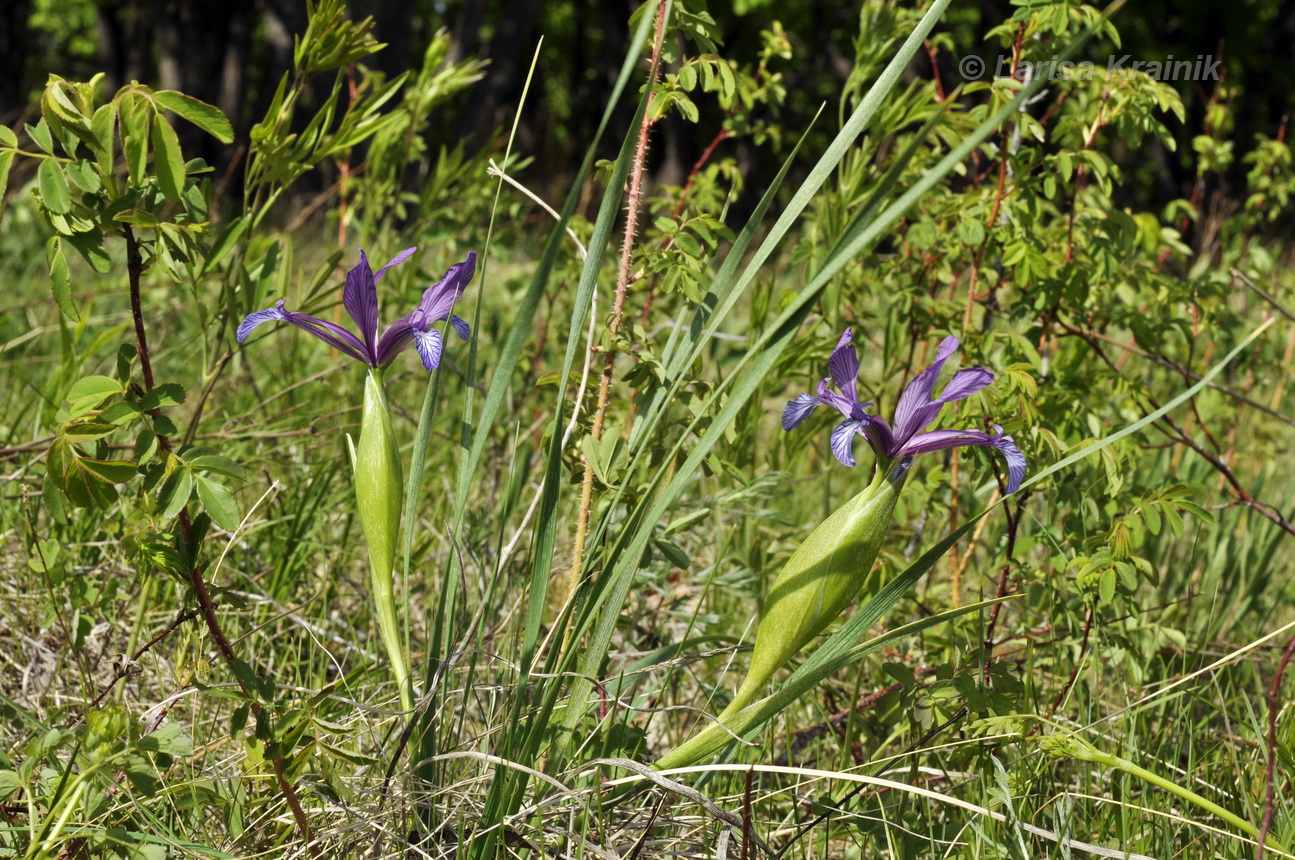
[354,369,413,712]
[239,247,477,713]
[1042,733,1288,854]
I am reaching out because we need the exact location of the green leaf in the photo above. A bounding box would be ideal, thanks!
[113,208,161,227]
[154,90,234,143]
[196,477,241,531]
[63,457,119,509]
[654,538,690,570]
[67,375,123,406]
[158,467,194,519]
[141,383,186,410]
[1098,567,1116,604]
[90,104,116,173]
[137,722,195,757]
[62,422,116,443]
[186,451,245,480]
[63,229,112,274]
[151,113,186,201]
[25,119,54,154]
[0,769,20,800]
[38,158,72,214]
[46,237,78,321]
[0,151,14,218]
[77,457,138,484]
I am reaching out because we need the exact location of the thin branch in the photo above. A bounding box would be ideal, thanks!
[66,608,202,730]
[1257,632,1295,860]
[123,226,320,858]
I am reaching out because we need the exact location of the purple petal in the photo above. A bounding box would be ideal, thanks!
[374,247,416,282]
[937,367,995,403]
[414,252,478,325]
[450,314,471,340]
[237,303,288,342]
[782,393,823,430]
[283,311,370,363]
[815,378,858,420]
[236,299,370,363]
[891,335,961,444]
[342,251,380,362]
[414,327,444,371]
[898,428,996,456]
[898,425,1027,493]
[992,429,1028,494]
[828,328,859,401]
[860,413,896,458]
[374,318,416,367]
[830,419,863,467]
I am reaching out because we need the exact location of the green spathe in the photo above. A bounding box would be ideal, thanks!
[354,369,413,711]
[654,457,910,771]
[722,456,910,720]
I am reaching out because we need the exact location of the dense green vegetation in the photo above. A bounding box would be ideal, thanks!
[1,0,1293,857]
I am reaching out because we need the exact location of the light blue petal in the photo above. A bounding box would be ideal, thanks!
[830,419,863,467]
[782,393,823,430]
[414,327,444,371]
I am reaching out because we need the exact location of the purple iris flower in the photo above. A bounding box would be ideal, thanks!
[237,248,477,371]
[782,328,1027,493]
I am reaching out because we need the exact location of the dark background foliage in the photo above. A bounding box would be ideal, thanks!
[5,0,1293,217]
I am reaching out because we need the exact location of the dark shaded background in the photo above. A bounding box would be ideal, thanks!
[3,0,1293,211]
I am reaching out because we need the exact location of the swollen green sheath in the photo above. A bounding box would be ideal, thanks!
[355,370,413,711]
[653,458,911,770]
[721,456,911,720]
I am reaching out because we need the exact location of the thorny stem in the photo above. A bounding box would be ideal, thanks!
[1257,632,1295,860]
[123,227,320,857]
[564,0,667,617]
[961,23,1022,338]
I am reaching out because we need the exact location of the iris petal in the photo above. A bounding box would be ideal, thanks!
[416,252,478,323]
[830,419,863,467]
[414,327,444,371]
[828,328,859,400]
[342,251,380,361]
[992,430,1028,494]
[374,247,417,282]
[450,314,471,340]
[782,393,823,430]
[237,303,288,342]
[891,335,961,443]
[937,367,994,403]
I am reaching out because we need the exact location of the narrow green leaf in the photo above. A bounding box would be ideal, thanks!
[151,113,186,200]
[154,90,234,143]
[46,236,78,321]
[38,158,72,214]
